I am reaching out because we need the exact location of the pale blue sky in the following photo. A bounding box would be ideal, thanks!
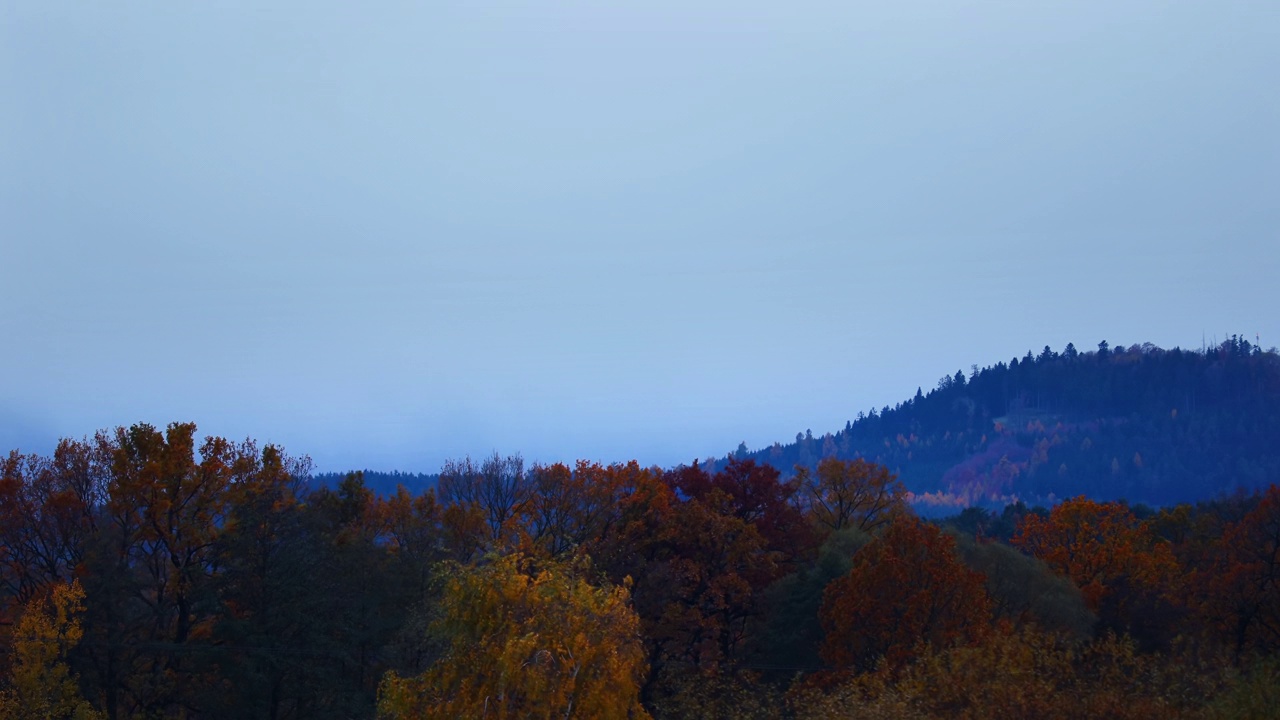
[3,1,1277,472]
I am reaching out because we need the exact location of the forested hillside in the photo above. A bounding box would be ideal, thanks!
[724,338,1280,508]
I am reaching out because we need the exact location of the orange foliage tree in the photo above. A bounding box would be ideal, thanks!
[819,517,991,673]
[1011,497,1179,611]
[111,424,265,629]
[374,483,447,593]
[796,457,906,535]
[520,461,632,560]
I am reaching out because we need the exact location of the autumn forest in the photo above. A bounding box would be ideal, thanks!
[3,341,1280,719]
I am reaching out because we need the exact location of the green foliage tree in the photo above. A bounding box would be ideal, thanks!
[948,530,1095,641]
[752,527,872,675]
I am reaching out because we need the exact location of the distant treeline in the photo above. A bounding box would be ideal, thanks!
[312,470,438,497]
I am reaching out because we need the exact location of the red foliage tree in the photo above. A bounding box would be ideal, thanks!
[666,458,815,567]
[819,517,992,673]
[1202,484,1280,656]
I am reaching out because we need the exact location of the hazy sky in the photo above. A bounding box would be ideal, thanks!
[3,1,1277,473]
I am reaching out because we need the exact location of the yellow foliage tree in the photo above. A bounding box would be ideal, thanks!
[790,626,1223,720]
[0,580,101,720]
[377,554,650,720]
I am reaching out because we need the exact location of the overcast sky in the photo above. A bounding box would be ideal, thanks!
[3,1,1277,473]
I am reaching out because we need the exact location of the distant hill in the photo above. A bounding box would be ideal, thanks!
[717,337,1280,508]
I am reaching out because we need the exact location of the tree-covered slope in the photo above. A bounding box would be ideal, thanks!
[725,338,1280,508]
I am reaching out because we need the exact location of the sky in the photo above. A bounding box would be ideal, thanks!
[3,1,1277,473]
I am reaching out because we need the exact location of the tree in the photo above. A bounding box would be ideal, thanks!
[666,459,811,559]
[638,490,777,675]
[0,580,101,720]
[1202,484,1280,656]
[110,423,243,636]
[584,464,788,687]
[949,531,1095,641]
[206,445,341,719]
[792,626,1212,720]
[437,453,529,551]
[819,518,991,673]
[520,462,629,560]
[0,439,106,610]
[752,527,873,676]
[1012,497,1178,612]
[377,554,649,720]
[88,422,250,715]
[797,458,906,534]
[1011,497,1182,648]
[305,471,410,715]
[377,484,447,597]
